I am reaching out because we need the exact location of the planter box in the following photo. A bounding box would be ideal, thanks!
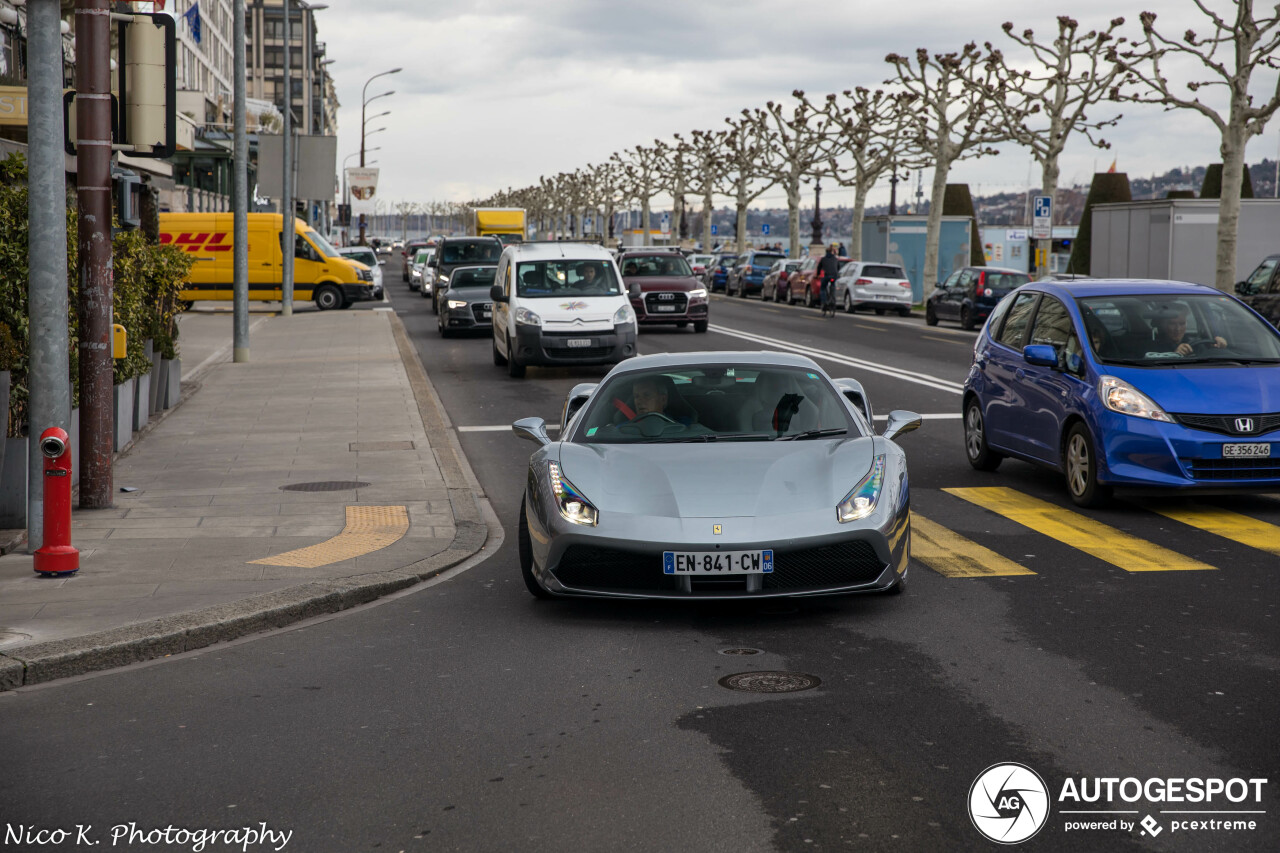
[113,378,135,452]
[0,436,27,528]
[162,358,180,409]
[150,351,165,414]
[133,371,151,432]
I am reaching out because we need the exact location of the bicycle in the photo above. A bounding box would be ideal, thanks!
[819,277,835,318]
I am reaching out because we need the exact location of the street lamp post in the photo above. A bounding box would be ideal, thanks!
[810,177,824,247]
[358,68,401,244]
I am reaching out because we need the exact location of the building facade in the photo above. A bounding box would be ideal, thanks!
[247,0,337,136]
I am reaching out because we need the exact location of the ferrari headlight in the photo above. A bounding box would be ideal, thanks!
[837,454,886,523]
[516,307,542,326]
[613,304,635,325]
[1099,375,1174,422]
[447,299,468,309]
[548,461,598,526]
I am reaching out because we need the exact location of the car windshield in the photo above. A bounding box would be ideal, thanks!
[575,365,857,443]
[450,266,497,288]
[441,240,502,264]
[305,230,342,260]
[343,249,376,266]
[516,260,621,297]
[620,255,693,277]
[690,255,713,266]
[750,254,784,266]
[986,272,1031,290]
[1076,293,1280,366]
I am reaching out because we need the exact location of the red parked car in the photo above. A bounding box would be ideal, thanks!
[789,255,851,307]
[761,259,803,302]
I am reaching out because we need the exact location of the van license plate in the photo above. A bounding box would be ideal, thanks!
[1223,444,1270,458]
[566,339,592,348]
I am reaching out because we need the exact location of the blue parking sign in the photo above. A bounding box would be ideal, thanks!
[762,223,770,235]
[1034,196,1052,220]
[710,224,718,235]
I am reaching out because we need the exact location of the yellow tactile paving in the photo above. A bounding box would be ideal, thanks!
[911,513,1036,577]
[250,505,409,568]
[943,487,1216,573]
[1140,501,1280,558]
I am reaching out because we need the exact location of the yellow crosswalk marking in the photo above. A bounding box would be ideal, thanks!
[1141,502,1280,557]
[943,487,1215,573]
[250,505,409,568]
[911,513,1036,577]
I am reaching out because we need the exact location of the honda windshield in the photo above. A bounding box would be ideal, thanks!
[1077,293,1280,366]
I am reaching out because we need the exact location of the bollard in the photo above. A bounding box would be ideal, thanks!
[33,427,79,577]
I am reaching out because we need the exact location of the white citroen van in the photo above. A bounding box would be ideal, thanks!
[490,242,638,378]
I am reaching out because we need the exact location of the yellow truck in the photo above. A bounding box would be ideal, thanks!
[471,208,526,244]
[159,213,378,310]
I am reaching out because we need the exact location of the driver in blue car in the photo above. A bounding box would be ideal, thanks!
[1150,303,1226,356]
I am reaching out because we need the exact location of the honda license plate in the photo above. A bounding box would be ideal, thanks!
[1223,443,1271,458]
[663,550,774,574]
[566,339,592,348]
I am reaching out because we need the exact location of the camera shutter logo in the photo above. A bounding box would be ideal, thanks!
[968,763,1050,844]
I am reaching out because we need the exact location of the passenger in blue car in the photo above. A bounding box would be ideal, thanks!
[1148,303,1227,356]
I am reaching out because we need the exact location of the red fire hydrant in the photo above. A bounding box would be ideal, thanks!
[33,427,79,577]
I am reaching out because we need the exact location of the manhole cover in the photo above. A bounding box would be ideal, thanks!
[718,648,763,656]
[279,481,371,492]
[718,671,820,693]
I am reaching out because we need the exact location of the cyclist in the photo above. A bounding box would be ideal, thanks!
[816,243,842,317]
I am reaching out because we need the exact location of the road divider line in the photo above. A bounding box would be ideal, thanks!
[1138,501,1280,557]
[944,487,1216,573]
[709,324,965,395]
[911,513,1036,577]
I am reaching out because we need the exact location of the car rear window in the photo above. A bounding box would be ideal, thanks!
[985,272,1031,290]
[451,267,497,288]
[862,265,906,278]
[442,241,502,264]
[751,254,784,265]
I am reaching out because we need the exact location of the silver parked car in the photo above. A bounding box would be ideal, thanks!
[834,261,915,316]
[337,246,384,298]
[512,352,920,600]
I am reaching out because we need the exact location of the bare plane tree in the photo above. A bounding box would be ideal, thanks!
[717,114,778,253]
[993,15,1130,275]
[654,136,694,246]
[687,129,732,251]
[746,92,842,257]
[823,88,919,260]
[886,43,1013,298]
[611,145,665,246]
[1116,2,1280,290]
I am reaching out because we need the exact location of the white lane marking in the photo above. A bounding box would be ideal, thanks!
[458,416,959,431]
[708,324,965,395]
[459,424,562,433]
[709,294,976,337]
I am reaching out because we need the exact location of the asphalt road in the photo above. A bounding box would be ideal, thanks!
[3,254,1276,853]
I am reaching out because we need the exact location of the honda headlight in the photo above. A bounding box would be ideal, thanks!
[1099,375,1174,422]
[613,304,635,325]
[837,454,886,523]
[516,307,542,326]
[447,299,468,309]
[688,288,707,299]
[548,461,598,526]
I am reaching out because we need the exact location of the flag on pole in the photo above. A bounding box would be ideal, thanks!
[184,2,202,44]
[1106,158,1117,174]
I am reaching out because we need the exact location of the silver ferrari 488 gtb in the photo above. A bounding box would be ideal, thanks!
[512,352,921,600]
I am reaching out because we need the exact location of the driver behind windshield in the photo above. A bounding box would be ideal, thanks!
[1149,303,1226,356]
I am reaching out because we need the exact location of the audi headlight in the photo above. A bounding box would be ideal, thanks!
[447,299,468,309]
[1099,375,1173,422]
[837,454,886,523]
[516,307,542,326]
[613,304,635,325]
[548,461,598,526]
[688,288,707,299]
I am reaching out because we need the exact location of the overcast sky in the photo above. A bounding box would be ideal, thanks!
[321,1,1280,210]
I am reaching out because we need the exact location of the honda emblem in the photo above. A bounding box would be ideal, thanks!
[1234,417,1255,433]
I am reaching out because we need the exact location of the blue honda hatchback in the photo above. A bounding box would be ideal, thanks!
[962,280,1280,506]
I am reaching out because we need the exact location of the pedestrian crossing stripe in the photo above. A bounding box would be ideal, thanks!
[1139,501,1280,558]
[911,513,1036,577]
[942,487,1215,573]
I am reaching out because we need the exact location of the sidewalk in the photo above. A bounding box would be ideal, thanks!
[0,306,489,689]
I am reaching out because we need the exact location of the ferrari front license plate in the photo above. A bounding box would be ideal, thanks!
[1223,443,1271,458]
[663,550,774,574]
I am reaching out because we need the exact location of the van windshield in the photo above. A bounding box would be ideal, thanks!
[306,230,342,260]
[516,261,621,297]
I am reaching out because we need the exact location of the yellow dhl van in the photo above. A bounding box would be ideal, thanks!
[159,213,377,310]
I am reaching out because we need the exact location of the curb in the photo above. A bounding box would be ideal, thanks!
[0,310,491,691]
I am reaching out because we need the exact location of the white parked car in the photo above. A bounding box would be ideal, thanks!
[490,242,638,378]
